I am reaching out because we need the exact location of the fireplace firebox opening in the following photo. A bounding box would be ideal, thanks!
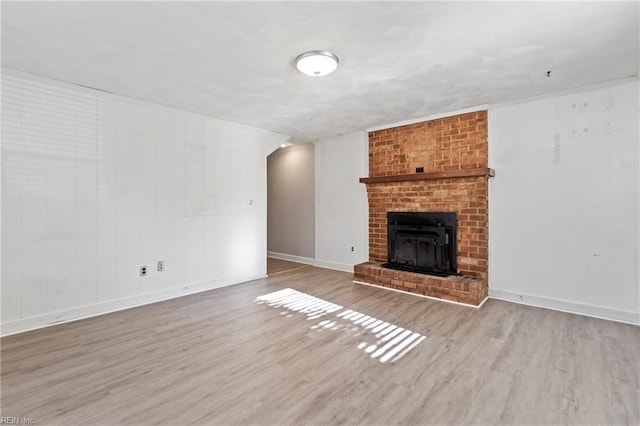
[383,212,457,277]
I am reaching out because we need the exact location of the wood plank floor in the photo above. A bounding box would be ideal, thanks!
[266,257,310,276]
[2,266,639,425]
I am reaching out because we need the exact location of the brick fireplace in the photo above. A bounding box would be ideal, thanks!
[354,111,492,306]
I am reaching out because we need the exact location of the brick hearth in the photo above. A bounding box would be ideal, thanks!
[354,262,487,305]
[354,111,491,306]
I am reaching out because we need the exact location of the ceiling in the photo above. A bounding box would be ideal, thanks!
[2,1,638,142]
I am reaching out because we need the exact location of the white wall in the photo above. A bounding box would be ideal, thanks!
[489,80,639,324]
[1,70,288,335]
[314,131,369,272]
[267,144,315,259]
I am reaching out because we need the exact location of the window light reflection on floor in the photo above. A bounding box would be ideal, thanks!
[255,288,427,364]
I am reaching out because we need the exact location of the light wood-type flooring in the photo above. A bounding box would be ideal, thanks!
[266,257,310,276]
[2,266,639,425]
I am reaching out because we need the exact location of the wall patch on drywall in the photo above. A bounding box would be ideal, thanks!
[553,133,561,164]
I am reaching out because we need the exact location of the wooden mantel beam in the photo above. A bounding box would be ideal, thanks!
[359,168,495,184]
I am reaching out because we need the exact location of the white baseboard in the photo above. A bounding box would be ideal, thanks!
[267,251,315,266]
[312,259,353,273]
[0,273,265,337]
[489,288,640,326]
[267,251,354,273]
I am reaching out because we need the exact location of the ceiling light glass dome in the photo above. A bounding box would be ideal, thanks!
[295,50,339,77]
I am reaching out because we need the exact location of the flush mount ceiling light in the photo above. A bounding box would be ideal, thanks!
[295,50,339,77]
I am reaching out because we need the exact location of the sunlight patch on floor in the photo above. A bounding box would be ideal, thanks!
[255,288,427,364]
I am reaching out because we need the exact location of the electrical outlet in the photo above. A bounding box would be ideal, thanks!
[140,266,147,276]
[157,261,165,272]
[351,246,354,252]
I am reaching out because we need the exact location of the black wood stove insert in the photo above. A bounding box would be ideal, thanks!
[383,212,457,276]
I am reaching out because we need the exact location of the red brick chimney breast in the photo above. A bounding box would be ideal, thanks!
[354,111,490,305]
